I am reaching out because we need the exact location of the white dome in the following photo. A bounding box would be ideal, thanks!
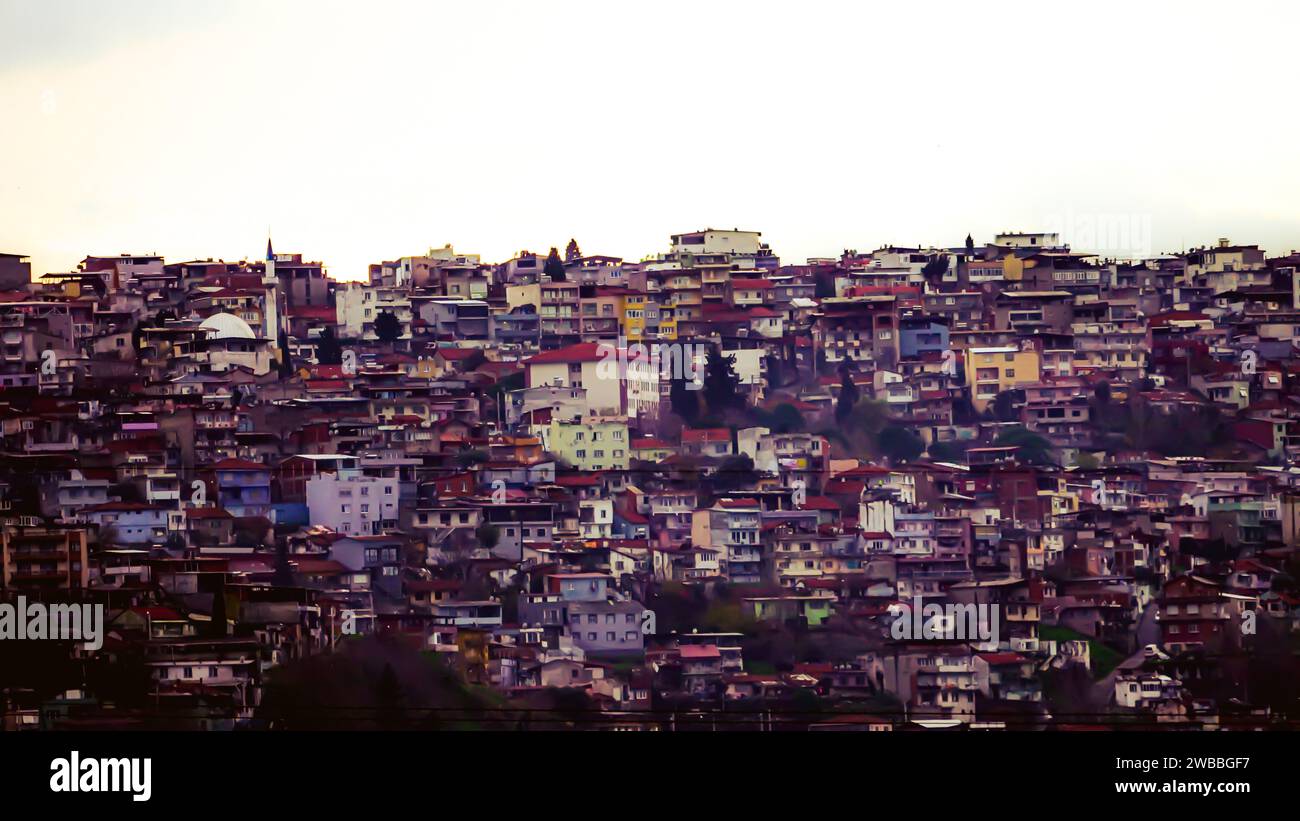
[200,312,257,340]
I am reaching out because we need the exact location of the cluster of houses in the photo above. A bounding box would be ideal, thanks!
[3,227,1300,730]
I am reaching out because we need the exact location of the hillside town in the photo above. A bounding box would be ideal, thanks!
[3,228,1300,731]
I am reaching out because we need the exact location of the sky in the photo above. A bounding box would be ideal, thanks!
[3,0,1300,281]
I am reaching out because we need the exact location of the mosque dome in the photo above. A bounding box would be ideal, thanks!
[199,312,257,340]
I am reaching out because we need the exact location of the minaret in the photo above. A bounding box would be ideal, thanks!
[262,234,280,342]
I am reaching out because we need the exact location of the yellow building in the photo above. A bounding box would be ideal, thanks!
[966,345,1041,412]
[623,292,648,342]
[544,416,630,472]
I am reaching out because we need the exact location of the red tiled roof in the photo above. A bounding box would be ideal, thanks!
[631,437,674,449]
[799,496,840,511]
[435,347,480,361]
[678,645,722,659]
[524,342,607,365]
[185,507,232,520]
[682,428,730,443]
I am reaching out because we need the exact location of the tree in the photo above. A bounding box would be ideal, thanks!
[877,425,924,464]
[564,238,582,262]
[475,523,500,553]
[109,481,144,503]
[669,369,700,423]
[965,234,975,258]
[992,389,1023,422]
[835,367,859,423]
[316,326,343,366]
[1073,452,1101,470]
[460,350,488,372]
[835,399,890,460]
[769,402,805,433]
[1093,380,1112,405]
[455,448,489,469]
[374,310,402,345]
[764,354,784,391]
[928,440,966,463]
[544,247,566,282]
[995,426,1053,465]
[277,330,295,378]
[921,256,950,282]
[712,454,759,494]
[702,346,743,413]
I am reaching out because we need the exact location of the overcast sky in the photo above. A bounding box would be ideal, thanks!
[3,0,1300,280]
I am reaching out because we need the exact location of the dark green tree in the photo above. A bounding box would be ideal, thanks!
[475,523,501,552]
[995,425,1053,465]
[374,310,402,344]
[316,326,343,365]
[277,330,295,378]
[565,238,582,262]
[877,424,924,464]
[928,439,966,463]
[835,367,859,423]
[670,370,700,423]
[992,389,1023,422]
[702,346,743,413]
[921,256,950,282]
[544,247,566,281]
[455,448,489,468]
[712,454,759,493]
[460,350,488,372]
[769,402,805,433]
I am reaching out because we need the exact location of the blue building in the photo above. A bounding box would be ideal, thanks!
[899,314,949,359]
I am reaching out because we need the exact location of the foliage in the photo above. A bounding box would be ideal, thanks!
[261,636,499,730]
[374,310,402,344]
[927,439,967,463]
[475,523,501,552]
[995,425,1053,465]
[316,326,343,365]
[876,424,924,464]
[544,247,566,281]
[712,454,759,494]
[749,402,805,433]
[834,367,859,423]
[991,389,1024,422]
[702,346,743,413]
[1073,451,1101,470]
[669,368,700,423]
[455,448,489,469]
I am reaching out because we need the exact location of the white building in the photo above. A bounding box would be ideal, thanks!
[670,229,763,256]
[523,342,623,417]
[335,283,413,342]
[306,469,401,536]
